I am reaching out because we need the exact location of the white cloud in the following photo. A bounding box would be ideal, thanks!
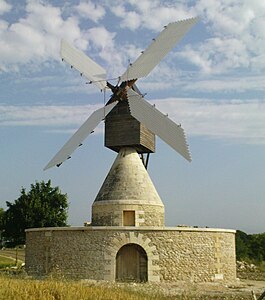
[0,1,86,71]
[0,104,100,127]
[1,98,264,144]
[85,26,133,77]
[134,64,265,95]
[180,37,249,74]
[190,0,265,73]
[1,0,265,97]
[75,1,105,22]
[87,26,115,50]
[153,98,265,144]
[195,0,258,36]
[109,0,194,31]
[107,0,265,75]
[0,0,11,15]
[181,75,265,93]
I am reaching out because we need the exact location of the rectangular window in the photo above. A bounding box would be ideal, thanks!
[123,210,135,226]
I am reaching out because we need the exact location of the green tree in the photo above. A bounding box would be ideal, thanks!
[0,208,4,246]
[236,230,251,260]
[250,233,265,262]
[3,180,68,245]
[236,230,265,262]
[0,208,4,229]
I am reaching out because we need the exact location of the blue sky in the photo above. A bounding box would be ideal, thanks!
[0,0,264,233]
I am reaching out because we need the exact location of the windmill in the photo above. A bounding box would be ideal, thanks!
[44,18,198,171]
[24,17,238,284]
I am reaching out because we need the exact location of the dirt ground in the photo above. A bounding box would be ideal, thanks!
[80,261,265,299]
[109,279,265,300]
[82,272,265,299]
[79,277,265,300]
[143,279,265,299]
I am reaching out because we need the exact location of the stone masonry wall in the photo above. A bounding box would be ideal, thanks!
[92,202,164,227]
[26,227,236,282]
[145,230,236,282]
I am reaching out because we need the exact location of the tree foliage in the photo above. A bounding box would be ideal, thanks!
[0,208,4,231]
[236,230,265,262]
[3,180,68,245]
[0,208,4,246]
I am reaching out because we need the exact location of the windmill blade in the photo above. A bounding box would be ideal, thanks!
[44,101,118,170]
[120,17,198,82]
[132,83,142,95]
[60,39,107,91]
[126,89,191,162]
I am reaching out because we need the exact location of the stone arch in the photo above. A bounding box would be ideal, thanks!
[103,232,160,282]
[116,243,147,282]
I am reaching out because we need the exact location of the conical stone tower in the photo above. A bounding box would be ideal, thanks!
[92,147,164,227]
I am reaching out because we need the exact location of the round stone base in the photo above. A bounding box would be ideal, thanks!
[25,226,236,283]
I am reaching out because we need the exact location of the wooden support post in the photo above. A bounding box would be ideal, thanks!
[258,291,265,300]
[252,290,265,300]
[15,247,18,266]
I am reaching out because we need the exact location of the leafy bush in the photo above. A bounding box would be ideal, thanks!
[236,230,265,262]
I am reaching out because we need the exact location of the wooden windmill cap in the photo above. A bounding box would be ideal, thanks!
[94,147,163,205]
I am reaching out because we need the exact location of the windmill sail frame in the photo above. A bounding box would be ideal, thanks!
[44,17,198,170]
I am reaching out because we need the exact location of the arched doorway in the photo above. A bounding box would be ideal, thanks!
[116,243,148,282]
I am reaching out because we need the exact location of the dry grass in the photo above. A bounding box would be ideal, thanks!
[1,273,264,300]
[0,274,173,300]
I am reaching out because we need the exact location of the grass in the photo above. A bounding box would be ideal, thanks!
[0,255,16,269]
[0,274,178,300]
[0,248,25,262]
[0,272,262,300]
[0,274,257,300]
[258,261,265,272]
[0,248,25,270]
